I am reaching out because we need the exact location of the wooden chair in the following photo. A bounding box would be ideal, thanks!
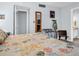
[58,30,68,41]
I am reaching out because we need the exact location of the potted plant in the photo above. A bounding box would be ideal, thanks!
[52,20,57,38]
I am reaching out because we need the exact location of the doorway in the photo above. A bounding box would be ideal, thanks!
[35,11,42,32]
[71,7,79,42]
[16,11,27,34]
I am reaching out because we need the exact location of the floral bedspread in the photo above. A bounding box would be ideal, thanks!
[0,33,73,56]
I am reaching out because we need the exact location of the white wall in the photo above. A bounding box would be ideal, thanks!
[0,5,14,34]
[60,8,71,41]
[60,3,79,42]
[14,3,79,42]
[1,2,78,42]
[23,3,61,33]
[0,2,61,34]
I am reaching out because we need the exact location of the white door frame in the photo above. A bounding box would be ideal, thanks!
[14,5,29,35]
[71,7,79,41]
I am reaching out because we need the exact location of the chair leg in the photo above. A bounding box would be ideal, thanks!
[59,36,61,40]
[50,33,52,37]
[65,36,67,41]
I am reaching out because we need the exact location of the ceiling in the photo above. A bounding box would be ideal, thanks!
[0,2,78,8]
[38,2,79,8]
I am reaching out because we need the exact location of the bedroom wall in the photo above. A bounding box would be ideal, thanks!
[0,5,14,34]
[0,2,62,34]
[0,2,78,42]
[60,3,79,42]
[21,3,62,33]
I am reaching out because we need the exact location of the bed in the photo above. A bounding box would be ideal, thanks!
[0,33,76,56]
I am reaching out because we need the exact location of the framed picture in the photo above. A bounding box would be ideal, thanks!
[50,11,55,18]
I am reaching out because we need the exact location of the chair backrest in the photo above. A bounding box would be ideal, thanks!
[43,29,53,33]
[58,30,67,36]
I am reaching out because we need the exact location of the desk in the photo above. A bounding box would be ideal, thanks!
[43,29,68,41]
[43,29,57,38]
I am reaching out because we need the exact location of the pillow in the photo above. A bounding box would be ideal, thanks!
[0,29,8,44]
[0,37,5,44]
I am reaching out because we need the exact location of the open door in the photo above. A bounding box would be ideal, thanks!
[35,11,42,32]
